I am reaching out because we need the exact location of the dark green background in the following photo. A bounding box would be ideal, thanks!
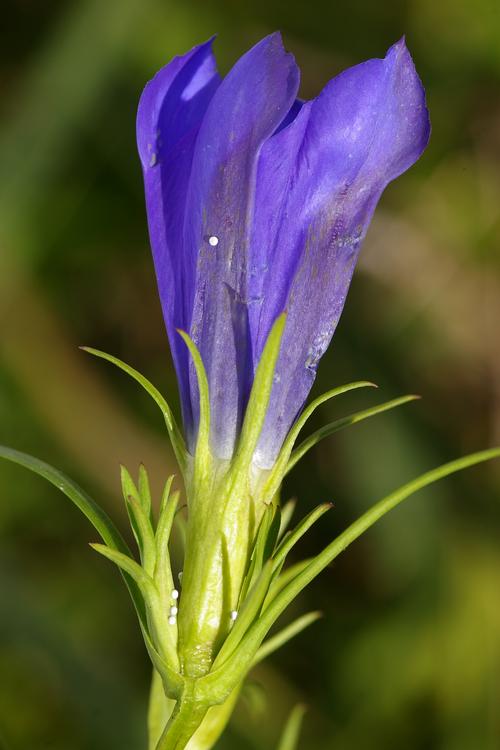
[1,0,499,747]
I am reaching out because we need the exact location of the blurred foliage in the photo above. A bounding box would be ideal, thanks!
[0,0,499,748]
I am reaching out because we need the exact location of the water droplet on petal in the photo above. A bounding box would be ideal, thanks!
[149,152,158,167]
[208,235,219,247]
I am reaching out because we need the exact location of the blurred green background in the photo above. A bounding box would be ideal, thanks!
[1,0,499,748]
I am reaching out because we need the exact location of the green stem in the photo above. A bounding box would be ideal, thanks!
[155,681,209,750]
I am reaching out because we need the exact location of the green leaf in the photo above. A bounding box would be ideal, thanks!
[239,505,275,604]
[139,463,153,521]
[287,394,420,473]
[80,347,187,471]
[278,498,297,541]
[272,503,332,572]
[264,381,376,500]
[127,494,157,576]
[155,486,180,600]
[212,560,274,671]
[0,446,128,551]
[233,314,286,473]
[202,447,500,700]
[0,446,148,626]
[252,611,322,667]
[177,331,211,484]
[276,705,307,750]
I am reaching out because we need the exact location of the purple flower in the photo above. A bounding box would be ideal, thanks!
[137,33,430,469]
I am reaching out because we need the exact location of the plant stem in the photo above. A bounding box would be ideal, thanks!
[155,681,209,750]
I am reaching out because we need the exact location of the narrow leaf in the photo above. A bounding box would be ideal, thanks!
[0,446,128,552]
[139,464,152,520]
[264,381,376,499]
[278,498,297,541]
[155,488,180,599]
[287,394,420,473]
[276,705,307,750]
[252,611,322,666]
[212,561,274,671]
[273,503,332,572]
[127,494,157,576]
[80,347,186,470]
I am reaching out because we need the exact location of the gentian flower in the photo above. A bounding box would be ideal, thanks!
[3,28,500,750]
[137,33,430,471]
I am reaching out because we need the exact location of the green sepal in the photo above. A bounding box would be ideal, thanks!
[287,394,420,473]
[264,381,376,500]
[80,347,187,473]
[139,463,153,521]
[140,623,184,700]
[177,330,211,488]
[252,611,322,667]
[276,704,307,750]
[200,447,500,703]
[232,314,286,474]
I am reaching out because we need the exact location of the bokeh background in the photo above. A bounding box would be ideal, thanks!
[1,1,499,748]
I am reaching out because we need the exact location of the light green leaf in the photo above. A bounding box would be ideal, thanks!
[252,611,322,666]
[265,381,376,500]
[287,394,420,473]
[276,705,307,750]
[80,347,187,471]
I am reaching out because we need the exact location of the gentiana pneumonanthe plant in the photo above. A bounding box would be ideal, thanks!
[1,33,499,750]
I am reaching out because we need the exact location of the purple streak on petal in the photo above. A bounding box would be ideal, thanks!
[137,40,221,441]
[250,38,430,467]
[185,33,300,458]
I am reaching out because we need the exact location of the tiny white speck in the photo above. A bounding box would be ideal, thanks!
[208,235,219,247]
[168,615,177,625]
[230,610,238,622]
[172,589,179,600]
[178,571,183,584]
[170,606,178,616]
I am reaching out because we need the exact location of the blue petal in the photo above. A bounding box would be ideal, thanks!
[137,40,221,440]
[250,39,430,466]
[185,33,300,458]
